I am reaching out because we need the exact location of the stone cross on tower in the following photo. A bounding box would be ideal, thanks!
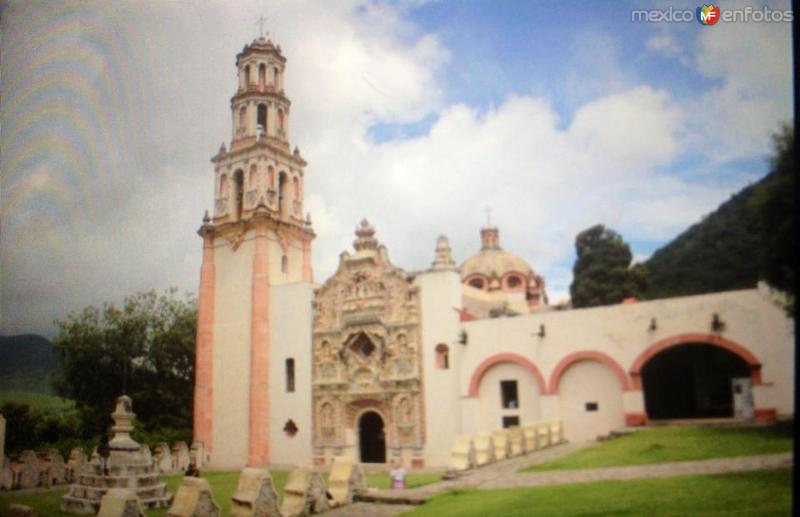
[257,15,268,38]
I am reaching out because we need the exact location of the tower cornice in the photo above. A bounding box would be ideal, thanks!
[231,88,292,107]
[236,38,287,65]
[211,139,307,167]
[198,214,315,242]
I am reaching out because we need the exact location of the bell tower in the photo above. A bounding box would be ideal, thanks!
[194,37,315,468]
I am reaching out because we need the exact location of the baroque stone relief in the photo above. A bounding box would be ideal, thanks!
[312,221,424,453]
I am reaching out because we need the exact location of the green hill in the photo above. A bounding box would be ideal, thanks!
[643,181,762,299]
[0,334,59,394]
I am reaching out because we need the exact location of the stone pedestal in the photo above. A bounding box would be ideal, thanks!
[230,468,280,516]
[97,488,146,517]
[279,469,329,517]
[327,457,365,507]
[61,396,172,514]
[167,477,220,517]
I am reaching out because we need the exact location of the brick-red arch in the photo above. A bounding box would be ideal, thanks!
[629,333,763,390]
[467,353,547,397]
[548,350,632,394]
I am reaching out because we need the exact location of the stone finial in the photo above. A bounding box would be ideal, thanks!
[203,210,211,224]
[305,213,312,227]
[109,395,139,451]
[353,219,378,251]
[432,235,456,270]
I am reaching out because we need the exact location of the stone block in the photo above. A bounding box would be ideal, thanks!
[447,435,475,471]
[2,455,14,490]
[13,450,40,489]
[536,422,551,448]
[5,504,38,517]
[230,467,280,516]
[153,443,173,473]
[139,444,152,466]
[548,419,565,444]
[66,448,88,483]
[171,441,190,471]
[522,426,538,452]
[327,456,366,507]
[167,476,220,517]
[473,433,495,467]
[279,468,329,517]
[41,449,66,487]
[97,488,145,517]
[507,426,525,457]
[190,442,206,468]
[491,430,510,460]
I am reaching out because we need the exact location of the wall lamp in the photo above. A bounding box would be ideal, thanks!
[711,313,726,332]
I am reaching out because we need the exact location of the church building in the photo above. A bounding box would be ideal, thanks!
[192,38,795,469]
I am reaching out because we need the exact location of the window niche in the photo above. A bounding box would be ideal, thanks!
[286,358,295,392]
[502,416,520,428]
[435,344,449,369]
[500,380,518,409]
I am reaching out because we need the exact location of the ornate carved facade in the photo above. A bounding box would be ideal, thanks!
[312,220,424,466]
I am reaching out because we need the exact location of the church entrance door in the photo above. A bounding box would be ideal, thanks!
[358,411,386,463]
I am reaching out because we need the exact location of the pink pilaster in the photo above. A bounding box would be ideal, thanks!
[249,226,271,466]
[302,237,313,282]
[193,234,216,452]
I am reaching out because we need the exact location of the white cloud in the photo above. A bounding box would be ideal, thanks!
[0,1,792,335]
[646,33,678,56]
[684,0,793,162]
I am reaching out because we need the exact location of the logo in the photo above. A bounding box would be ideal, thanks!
[696,4,720,25]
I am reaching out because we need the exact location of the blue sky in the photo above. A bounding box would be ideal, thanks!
[0,0,793,335]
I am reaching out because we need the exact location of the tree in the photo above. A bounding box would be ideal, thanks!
[570,224,646,308]
[52,288,197,438]
[750,125,795,306]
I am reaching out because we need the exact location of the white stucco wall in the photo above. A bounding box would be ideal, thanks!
[460,287,794,417]
[269,282,314,467]
[416,268,463,467]
[557,360,625,442]
[476,362,542,432]
[210,236,255,468]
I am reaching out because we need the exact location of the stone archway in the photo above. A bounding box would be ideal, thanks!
[358,411,386,463]
[641,343,750,419]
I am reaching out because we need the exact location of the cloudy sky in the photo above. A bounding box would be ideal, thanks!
[1,0,793,337]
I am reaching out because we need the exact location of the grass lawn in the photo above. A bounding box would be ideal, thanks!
[0,468,440,516]
[526,423,793,472]
[405,468,792,516]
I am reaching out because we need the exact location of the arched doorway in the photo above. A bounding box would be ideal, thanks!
[358,411,386,463]
[642,343,750,419]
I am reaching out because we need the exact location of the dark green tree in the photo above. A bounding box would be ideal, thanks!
[570,224,646,308]
[749,125,795,305]
[52,288,197,439]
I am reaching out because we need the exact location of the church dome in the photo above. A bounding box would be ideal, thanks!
[461,247,533,280]
[460,226,535,289]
